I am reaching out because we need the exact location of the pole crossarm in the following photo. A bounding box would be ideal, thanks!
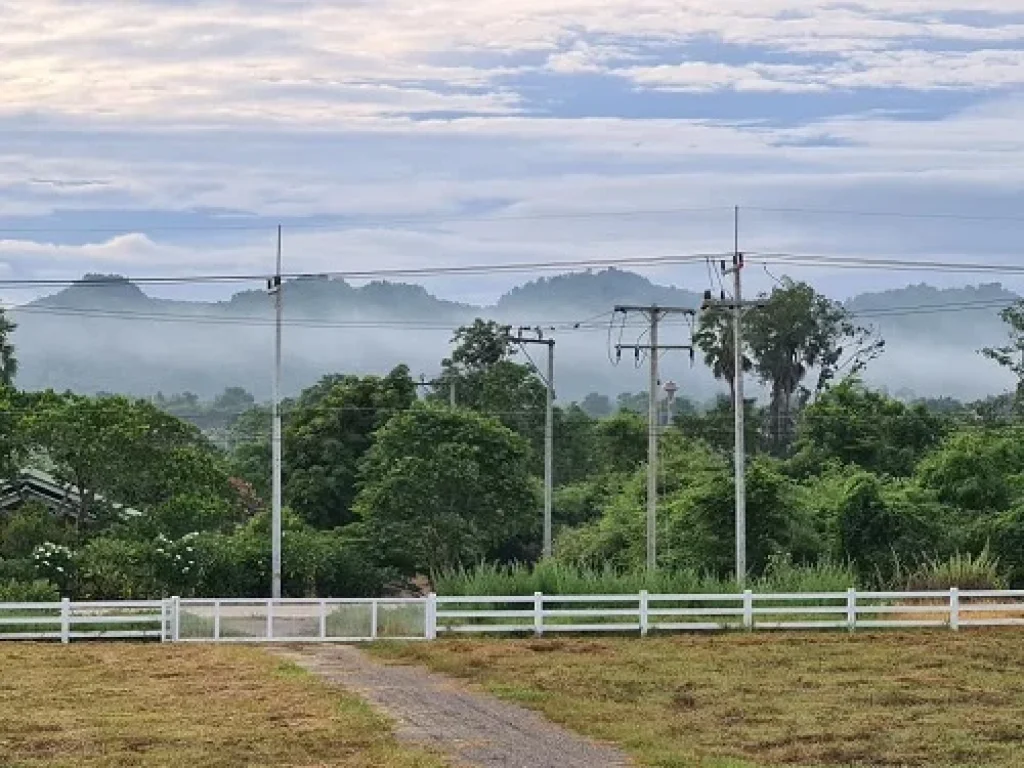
[615,344,694,352]
[614,304,696,316]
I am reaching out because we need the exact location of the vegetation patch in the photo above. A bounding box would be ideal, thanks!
[371,632,1024,767]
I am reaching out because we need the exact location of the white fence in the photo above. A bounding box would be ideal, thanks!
[3,589,1024,643]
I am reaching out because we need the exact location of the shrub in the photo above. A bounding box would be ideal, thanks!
[0,578,60,602]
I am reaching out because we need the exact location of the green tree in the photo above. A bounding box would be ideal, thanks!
[981,301,1024,410]
[283,365,417,529]
[793,380,948,477]
[693,307,752,404]
[0,503,71,560]
[593,410,647,474]
[558,437,818,576]
[553,404,598,486]
[834,473,948,584]
[675,395,764,456]
[354,405,539,576]
[213,387,256,413]
[436,320,547,469]
[20,392,234,529]
[697,279,882,451]
[0,309,16,387]
[227,404,272,500]
[916,430,1024,514]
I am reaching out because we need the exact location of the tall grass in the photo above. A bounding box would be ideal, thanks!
[433,556,860,596]
[897,549,1007,591]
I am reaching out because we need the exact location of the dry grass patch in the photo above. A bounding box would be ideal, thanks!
[369,632,1024,767]
[0,644,446,768]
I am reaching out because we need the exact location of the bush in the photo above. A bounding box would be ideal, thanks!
[76,538,156,599]
[834,473,949,584]
[0,578,60,602]
[0,504,72,560]
[191,512,390,598]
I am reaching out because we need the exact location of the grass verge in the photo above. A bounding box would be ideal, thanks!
[0,643,446,768]
[370,632,1024,767]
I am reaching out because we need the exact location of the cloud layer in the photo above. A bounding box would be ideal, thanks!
[1,0,1024,309]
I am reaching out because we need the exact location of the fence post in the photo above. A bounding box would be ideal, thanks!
[639,590,649,637]
[950,587,960,632]
[371,600,379,641]
[426,593,437,641]
[266,599,274,640]
[319,600,327,640]
[534,592,544,638]
[214,600,221,641]
[60,597,71,644]
[743,590,753,631]
[160,599,168,642]
[171,596,181,642]
[847,588,857,632]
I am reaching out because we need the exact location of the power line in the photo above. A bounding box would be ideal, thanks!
[754,253,1024,276]
[5,293,1019,330]
[746,206,1024,225]
[0,251,733,290]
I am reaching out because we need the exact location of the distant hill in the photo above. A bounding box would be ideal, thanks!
[495,268,702,314]
[7,270,1020,403]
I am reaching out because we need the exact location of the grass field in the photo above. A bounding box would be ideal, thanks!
[371,632,1024,767]
[0,644,446,768]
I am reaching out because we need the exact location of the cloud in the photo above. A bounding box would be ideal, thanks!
[1,0,1024,314]
[4,0,1024,126]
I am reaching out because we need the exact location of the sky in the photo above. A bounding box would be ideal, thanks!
[2,0,1024,307]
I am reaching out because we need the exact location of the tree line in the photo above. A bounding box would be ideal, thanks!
[4,276,1024,601]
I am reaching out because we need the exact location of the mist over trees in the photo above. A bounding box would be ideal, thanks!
[8,270,1020,405]
[4,275,1024,601]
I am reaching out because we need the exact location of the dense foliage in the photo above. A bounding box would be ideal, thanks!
[5,282,1024,599]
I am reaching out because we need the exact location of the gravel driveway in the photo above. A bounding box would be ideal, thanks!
[274,645,633,768]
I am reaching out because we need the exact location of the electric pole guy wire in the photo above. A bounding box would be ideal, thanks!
[507,328,556,559]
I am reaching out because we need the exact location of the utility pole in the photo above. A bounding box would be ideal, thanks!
[415,377,456,407]
[701,207,765,584]
[269,226,283,599]
[507,327,556,559]
[614,305,695,571]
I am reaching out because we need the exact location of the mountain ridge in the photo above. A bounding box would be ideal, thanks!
[9,270,1021,402]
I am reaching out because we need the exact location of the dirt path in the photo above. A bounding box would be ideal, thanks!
[274,645,633,768]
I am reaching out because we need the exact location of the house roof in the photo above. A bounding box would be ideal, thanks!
[0,469,139,518]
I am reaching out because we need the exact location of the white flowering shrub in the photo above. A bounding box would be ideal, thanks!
[32,542,74,591]
[151,532,201,595]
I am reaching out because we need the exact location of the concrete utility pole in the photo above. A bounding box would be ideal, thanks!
[415,377,456,407]
[507,328,556,559]
[269,226,283,599]
[701,207,766,585]
[614,305,695,572]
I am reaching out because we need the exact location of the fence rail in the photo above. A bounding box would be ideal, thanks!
[3,589,1024,643]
